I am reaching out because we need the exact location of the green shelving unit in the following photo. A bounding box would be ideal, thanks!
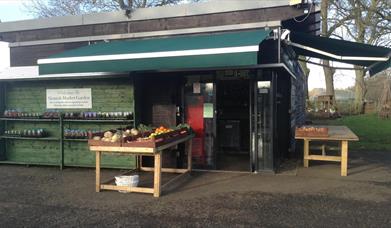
[0,77,136,170]
[0,160,60,166]
[0,117,135,169]
[63,119,134,123]
[0,117,63,169]
[0,136,60,141]
[63,138,88,142]
[0,118,59,122]
[62,118,135,168]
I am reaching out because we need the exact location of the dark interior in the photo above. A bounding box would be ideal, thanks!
[136,74,184,168]
[216,79,250,171]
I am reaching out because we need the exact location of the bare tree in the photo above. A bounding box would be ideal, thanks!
[320,0,336,100]
[331,0,391,113]
[319,0,359,105]
[24,0,202,18]
[299,58,311,100]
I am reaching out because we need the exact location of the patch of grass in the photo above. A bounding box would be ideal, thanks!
[314,114,391,151]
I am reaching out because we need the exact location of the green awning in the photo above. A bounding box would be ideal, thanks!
[288,32,391,76]
[369,58,391,76]
[38,30,270,75]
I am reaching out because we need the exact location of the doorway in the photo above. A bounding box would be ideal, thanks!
[216,79,250,171]
[183,70,278,172]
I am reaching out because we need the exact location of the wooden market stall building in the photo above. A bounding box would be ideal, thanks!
[0,0,390,174]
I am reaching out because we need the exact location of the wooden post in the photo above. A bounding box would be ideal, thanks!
[139,156,143,170]
[96,151,101,192]
[187,140,192,172]
[339,141,343,155]
[341,140,348,176]
[153,152,162,197]
[136,155,140,171]
[303,139,310,168]
[321,144,326,156]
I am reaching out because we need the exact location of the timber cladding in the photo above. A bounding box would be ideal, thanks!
[0,77,136,168]
[10,42,87,67]
[5,5,315,67]
[1,6,306,43]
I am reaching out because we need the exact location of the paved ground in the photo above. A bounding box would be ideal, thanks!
[1,150,391,227]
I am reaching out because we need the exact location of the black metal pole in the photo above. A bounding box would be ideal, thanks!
[249,76,254,172]
[278,27,281,63]
[269,71,278,171]
[254,71,260,172]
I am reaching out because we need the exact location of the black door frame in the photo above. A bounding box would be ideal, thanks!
[250,69,277,172]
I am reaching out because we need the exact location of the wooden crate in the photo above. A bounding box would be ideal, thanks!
[88,140,122,147]
[88,128,190,148]
[88,130,122,147]
[295,127,328,137]
[123,128,189,148]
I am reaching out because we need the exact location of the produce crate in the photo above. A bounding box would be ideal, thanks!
[295,127,328,138]
[88,128,190,148]
[122,128,189,148]
[88,140,122,147]
[88,131,122,147]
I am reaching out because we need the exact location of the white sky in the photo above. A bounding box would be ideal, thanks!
[0,0,357,89]
[306,60,356,89]
[0,42,10,69]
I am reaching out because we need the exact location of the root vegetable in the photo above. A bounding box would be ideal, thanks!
[93,136,101,141]
[104,131,113,138]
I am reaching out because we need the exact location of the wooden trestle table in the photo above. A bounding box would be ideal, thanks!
[295,126,359,176]
[90,134,194,197]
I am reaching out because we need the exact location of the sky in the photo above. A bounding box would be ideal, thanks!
[0,0,357,89]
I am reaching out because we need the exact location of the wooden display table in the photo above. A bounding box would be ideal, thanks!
[295,126,359,176]
[90,134,194,197]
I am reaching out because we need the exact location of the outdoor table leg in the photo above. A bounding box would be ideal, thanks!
[321,144,326,156]
[187,140,192,172]
[95,151,101,192]
[304,139,310,168]
[341,140,348,176]
[136,155,140,171]
[153,152,162,197]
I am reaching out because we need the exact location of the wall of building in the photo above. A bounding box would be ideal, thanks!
[1,6,303,43]
[290,64,306,157]
[10,42,88,67]
[0,6,317,67]
[0,77,135,168]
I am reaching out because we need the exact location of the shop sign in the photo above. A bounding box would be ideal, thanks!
[46,88,92,109]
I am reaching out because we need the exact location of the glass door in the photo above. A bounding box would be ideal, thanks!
[250,71,276,172]
[185,82,216,169]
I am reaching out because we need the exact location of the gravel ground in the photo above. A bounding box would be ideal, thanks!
[1,150,391,227]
